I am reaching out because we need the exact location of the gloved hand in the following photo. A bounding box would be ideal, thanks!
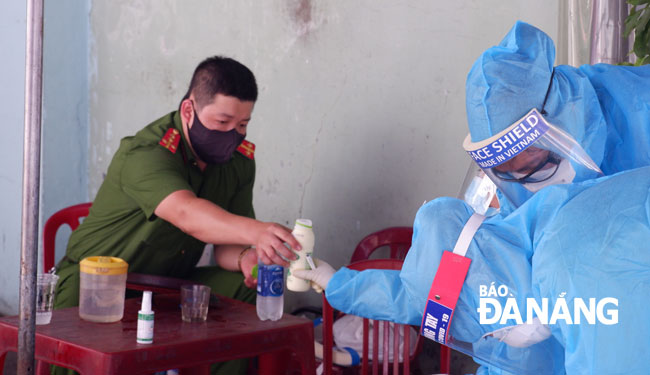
[292,258,335,293]
[481,317,551,348]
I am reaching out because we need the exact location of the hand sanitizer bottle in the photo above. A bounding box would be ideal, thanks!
[137,290,154,344]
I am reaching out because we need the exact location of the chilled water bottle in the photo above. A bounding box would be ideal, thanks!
[256,261,284,321]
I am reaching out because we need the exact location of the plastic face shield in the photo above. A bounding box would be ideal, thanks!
[458,162,498,216]
[463,108,603,207]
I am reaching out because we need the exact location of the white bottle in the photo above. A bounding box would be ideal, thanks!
[256,261,284,321]
[286,219,315,292]
[136,291,154,344]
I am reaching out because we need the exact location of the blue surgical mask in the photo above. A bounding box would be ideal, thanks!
[188,106,245,165]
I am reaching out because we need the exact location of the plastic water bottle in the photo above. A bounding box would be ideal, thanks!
[256,261,284,321]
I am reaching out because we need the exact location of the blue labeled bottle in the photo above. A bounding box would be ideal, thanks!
[256,261,284,321]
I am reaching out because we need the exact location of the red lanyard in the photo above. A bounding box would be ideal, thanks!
[420,213,485,344]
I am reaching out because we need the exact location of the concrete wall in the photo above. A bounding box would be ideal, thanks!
[0,1,27,315]
[87,0,560,311]
[0,0,89,316]
[0,0,562,316]
[41,0,90,275]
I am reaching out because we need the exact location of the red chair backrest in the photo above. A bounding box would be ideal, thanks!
[42,202,91,273]
[322,259,416,375]
[43,202,184,294]
[349,227,413,263]
[324,229,451,375]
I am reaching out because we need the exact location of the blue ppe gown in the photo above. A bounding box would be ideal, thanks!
[326,21,650,374]
[328,168,650,374]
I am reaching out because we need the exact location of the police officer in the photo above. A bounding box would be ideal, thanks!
[53,56,300,375]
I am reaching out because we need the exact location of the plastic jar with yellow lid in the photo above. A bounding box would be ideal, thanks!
[79,256,128,323]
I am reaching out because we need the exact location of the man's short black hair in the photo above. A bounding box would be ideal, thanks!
[183,56,258,109]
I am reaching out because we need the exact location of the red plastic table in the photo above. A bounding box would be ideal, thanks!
[0,294,315,374]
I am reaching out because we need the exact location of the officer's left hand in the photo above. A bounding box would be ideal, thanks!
[240,248,259,289]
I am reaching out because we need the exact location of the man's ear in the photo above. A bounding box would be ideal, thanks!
[180,98,194,126]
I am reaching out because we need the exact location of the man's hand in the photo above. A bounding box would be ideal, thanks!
[292,258,336,293]
[253,222,301,267]
[240,248,258,288]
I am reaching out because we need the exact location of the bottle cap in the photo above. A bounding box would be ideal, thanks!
[80,256,128,275]
[295,219,312,228]
[141,291,153,313]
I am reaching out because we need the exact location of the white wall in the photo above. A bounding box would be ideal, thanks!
[0,1,562,315]
[88,1,560,311]
[0,0,89,316]
[41,0,90,275]
[0,0,27,315]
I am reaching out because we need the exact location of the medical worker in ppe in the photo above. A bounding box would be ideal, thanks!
[294,21,650,375]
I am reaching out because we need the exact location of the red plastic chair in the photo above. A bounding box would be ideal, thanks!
[38,203,93,375]
[349,227,413,263]
[43,202,183,293]
[321,259,415,375]
[42,202,92,273]
[324,227,450,375]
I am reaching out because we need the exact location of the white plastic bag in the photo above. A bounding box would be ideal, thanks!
[333,315,417,362]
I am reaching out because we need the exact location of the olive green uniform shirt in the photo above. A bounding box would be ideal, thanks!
[55,111,256,308]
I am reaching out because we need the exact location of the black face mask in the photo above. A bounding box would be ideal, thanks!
[188,107,245,164]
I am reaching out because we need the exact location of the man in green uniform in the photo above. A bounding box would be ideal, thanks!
[53,56,301,374]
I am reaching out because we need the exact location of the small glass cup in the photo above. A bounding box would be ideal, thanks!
[180,284,211,322]
[36,273,59,325]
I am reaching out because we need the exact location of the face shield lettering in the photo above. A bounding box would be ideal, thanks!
[463,108,603,207]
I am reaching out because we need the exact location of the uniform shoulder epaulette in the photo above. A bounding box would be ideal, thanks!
[236,140,255,160]
[159,128,180,154]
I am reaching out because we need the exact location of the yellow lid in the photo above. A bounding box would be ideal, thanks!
[80,256,128,275]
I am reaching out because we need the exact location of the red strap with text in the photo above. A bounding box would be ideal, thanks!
[420,251,471,344]
[420,213,485,344]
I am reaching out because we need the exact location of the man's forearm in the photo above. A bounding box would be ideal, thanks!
[155,189,299,267]
[155,190,262,245]
[179,197,261,243]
